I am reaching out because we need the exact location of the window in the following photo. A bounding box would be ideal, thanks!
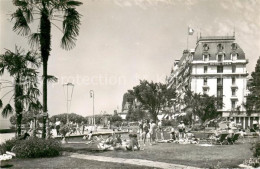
[232,77,236,85]
[217,44,224,51]
[204,66,208,73]
[232,53,237,61]
[231,43,237,50]
[218,55,223,62]
[204,78,207,85]
[217,78,223,86]
[217,66,223,73]
[203,55,209,61]
[231,100,236,109]
[232,88,236,96]
[232,65,236,73]
[203,44,209,51]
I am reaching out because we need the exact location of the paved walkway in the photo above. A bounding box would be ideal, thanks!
[70,153,200,169]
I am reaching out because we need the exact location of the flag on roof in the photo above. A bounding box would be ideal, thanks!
[188,27,194,35]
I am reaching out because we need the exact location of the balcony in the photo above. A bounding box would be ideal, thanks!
[230,95,238,100]
[231,84,238,88]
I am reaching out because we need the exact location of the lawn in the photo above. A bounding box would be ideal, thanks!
[10,156,155,169]
[62,140,255,168]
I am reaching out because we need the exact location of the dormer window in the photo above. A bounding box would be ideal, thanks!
[231,53,237,61]
[217,44,224,51]
[217,54,223,62]
[203,44,209,51]
[231,43,237,50]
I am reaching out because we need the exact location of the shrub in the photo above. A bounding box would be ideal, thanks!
[252,142,260,157]
[0,138,19,154]
[1,137,62,158]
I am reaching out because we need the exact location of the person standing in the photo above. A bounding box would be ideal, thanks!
[150,121,157,144]
[55,118,61,136]
[158,120,164,140]
[143,120,150,146]
[178,121,185,140]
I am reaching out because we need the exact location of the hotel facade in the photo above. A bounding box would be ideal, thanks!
[167,35,257,129]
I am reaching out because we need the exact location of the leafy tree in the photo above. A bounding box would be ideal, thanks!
[50,113,87,124]
[244,57,260,116]
[11,0,83,138]
[183,89,221,124]
[0,47,42,136]
[126,106,145,122]
[129,80,175,122]
[109,114,122,123]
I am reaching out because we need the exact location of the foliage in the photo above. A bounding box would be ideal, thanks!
[0,47,42,136]
[109,114,123,123]
[252,142,260,158]
[126,106,145,122]
[9,137,61,158]
[244,57,260,116]
[11,0,83,138]
[49,113,88,124]
[0,138,19,154]
[183,89,221,124]
[128,80,176,122]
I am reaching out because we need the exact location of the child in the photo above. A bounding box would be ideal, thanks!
[126,133,140,151]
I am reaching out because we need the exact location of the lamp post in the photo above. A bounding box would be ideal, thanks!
[90,90,95,126]
[63,83,74,124]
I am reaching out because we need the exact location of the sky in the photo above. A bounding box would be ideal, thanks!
[0,0,260,128]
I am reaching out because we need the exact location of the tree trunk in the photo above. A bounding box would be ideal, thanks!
[40,7,51,139]
[14,77,23,137]
[42,60,47,138]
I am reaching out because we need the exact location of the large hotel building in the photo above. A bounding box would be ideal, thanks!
[167,35,257,129]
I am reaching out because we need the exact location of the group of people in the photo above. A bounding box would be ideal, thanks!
[83,131,141,151]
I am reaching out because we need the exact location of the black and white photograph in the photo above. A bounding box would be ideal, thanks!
[0,0,260,168]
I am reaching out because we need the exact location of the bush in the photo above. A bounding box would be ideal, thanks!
[0,138,19,154]
[252,142,260,157]
[1,137,61,158]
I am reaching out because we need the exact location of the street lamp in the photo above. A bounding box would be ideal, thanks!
[89,90,95,126]
[63,83,74,123]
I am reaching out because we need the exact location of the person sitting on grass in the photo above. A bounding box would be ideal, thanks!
[126,133,140,151]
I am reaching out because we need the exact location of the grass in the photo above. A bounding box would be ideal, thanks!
[62,139,255,168]
[10,156,155,169]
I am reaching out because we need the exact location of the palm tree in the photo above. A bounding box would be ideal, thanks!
[11,0,83,138]
[0,47,42,136]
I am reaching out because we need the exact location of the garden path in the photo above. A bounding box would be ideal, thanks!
[70,153,200,169]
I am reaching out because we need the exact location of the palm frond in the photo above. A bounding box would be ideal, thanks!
[2,104,14,118]
[66,0,83,7]
[12,0,28,7]
[0,99,2,108]
[24,50,41,67]
[28,100,42,111]
[46,75,58,83]
[29,33,41,48]
[12,8,31,36]
[61,7,81,50]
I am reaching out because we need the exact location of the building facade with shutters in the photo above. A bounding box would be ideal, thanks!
[167,35,256,129]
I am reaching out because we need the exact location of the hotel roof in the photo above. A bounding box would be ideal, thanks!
[193,36,245,61]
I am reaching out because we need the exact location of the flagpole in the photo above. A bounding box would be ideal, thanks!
[187,26,189,50]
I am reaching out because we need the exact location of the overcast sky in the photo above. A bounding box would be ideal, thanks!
[0,0,260,128]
